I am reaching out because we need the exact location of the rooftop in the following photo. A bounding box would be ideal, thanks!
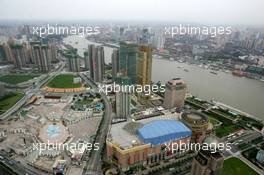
[108,113,188,149]
[138,120,192,145]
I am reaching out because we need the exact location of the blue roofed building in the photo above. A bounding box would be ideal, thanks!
[106,114,193,171]
[138,120,192,145]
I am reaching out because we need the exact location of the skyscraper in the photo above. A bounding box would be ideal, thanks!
[115,91,131,119]
[191,136,224,175]
[33,45,51,72]
[88,45,105,82]
[119,41,138,84]
[84,51,89,70]
[111,49,119,81]
[67,57,80,72]
[29,41,41,64]
[163,78,187,109]
[49,44,57,63]
[137,44,152,86]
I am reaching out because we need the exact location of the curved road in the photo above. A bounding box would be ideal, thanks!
[79,73,112,175]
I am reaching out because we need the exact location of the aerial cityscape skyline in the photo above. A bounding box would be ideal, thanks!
[0,1,264,175]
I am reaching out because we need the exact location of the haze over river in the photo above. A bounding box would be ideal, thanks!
[64,36,264,120]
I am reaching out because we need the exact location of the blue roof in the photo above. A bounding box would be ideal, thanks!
[137,120,192,145]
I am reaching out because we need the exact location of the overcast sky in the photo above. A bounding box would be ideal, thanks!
[0,0,264,25]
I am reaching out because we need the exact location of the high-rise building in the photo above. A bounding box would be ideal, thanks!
[119,41,138,84]
[67,57,80,72]
[137,44,152,86]
[84,51,89,70]
[10,43,28,69]
[138,28,151,44]
[119,27,126,41]
[151,31,165,49]
[88,45,105,82]
[49,44,57,63]
[111,49,119,81]
[163,78,187,109]
[29,41,41,64]
[191,136,224,175]
[115,91,130,119]
[33,45,51,72]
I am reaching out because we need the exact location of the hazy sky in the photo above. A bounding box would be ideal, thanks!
[0,0,264,25]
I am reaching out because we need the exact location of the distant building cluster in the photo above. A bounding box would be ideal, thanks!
[0,38,57,72]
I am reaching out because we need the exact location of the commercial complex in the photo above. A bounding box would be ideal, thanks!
[163,78,187,109]
[106,115,192,171]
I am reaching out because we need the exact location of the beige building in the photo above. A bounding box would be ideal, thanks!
[137,44,152,86]
[181,110,213,143]
[163,78,187,108]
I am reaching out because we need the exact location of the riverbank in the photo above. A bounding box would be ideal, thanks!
[63,35,264,120]
[185,95,263,138]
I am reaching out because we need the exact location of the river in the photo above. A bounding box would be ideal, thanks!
[64,35,264,119]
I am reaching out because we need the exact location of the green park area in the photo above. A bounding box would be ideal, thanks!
[221,157,258,175]
[0,74,39,85]
[0,92,24,115]
[215,124,240,138]
[47,74,82,88]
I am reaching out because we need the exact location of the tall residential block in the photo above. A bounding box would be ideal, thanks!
[111,49,119,81]
[33,45,51,72]
[10,43,28,69]
[115,91,131,119]
[88,45,105,82]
